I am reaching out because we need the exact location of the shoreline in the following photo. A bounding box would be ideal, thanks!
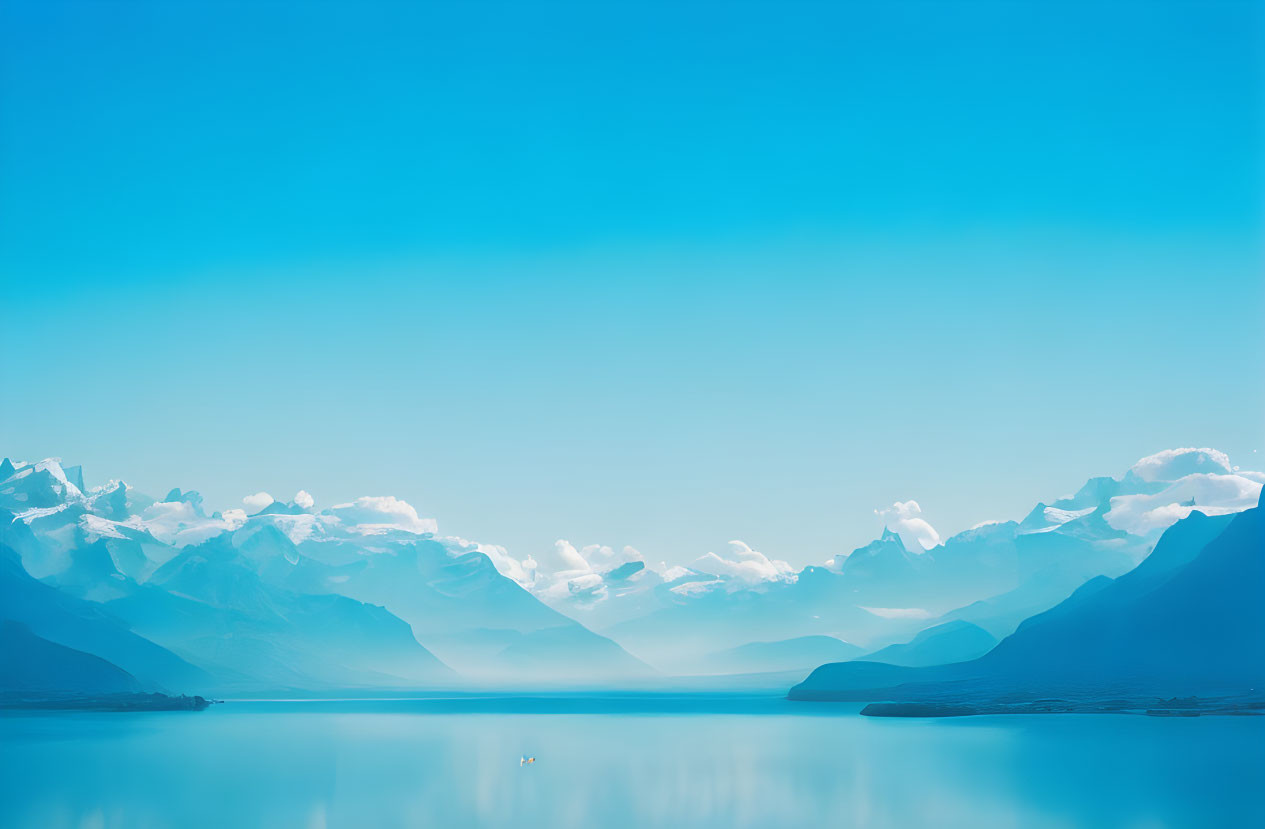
[0,693,214,712]
[854,696,1265,718]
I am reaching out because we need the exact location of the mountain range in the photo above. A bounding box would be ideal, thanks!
[2,447,1260,700]
[542,448,1259,670]
[790,492,1264,707]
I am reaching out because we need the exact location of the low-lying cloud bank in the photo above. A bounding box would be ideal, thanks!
[1104,448,1262,536]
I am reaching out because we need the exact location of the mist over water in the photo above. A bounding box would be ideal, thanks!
[3,700,1262,829]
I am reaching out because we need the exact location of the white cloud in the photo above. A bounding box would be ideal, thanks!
[690,540,795,585]
[875,500,941,551]
[1105,472,1262,535]
[491,540,653,605]
[293,490,314,510]
[540,540,594,574]
[328,496,438,535]
[537,572,608,607]
[1129,448,1232,483]
[242,492,273,512]
[439,536,535,586]
[539,541,644,575]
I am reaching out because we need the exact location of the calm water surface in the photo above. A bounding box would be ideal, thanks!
[1,697,1262,828]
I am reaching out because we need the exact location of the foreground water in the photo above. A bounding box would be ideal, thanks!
[2,696,1262,828]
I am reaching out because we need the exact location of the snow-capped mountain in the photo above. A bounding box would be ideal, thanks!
[2,447,1258,687]
[0,459,649,689]
[502,448,1262,670]
[791,492,1265,704]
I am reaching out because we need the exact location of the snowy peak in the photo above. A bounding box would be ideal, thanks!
[1061,476,1122,510]
[1002,449,1263,541]
[839,527,924,583]
[1018,504,1097,535]
[61,465,86,493]
[251,500,308,517]
[0,458,84,510]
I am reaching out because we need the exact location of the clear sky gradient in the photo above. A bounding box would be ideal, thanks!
[3,1,1263,567]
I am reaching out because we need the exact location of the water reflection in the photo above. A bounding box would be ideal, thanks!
[1,698,1261,828]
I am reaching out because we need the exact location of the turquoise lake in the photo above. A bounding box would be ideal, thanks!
[2,697,1262,828]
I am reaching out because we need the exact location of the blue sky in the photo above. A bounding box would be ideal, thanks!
[2,0,1262,567]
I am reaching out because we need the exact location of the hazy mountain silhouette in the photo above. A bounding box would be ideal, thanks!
[0,541,208,692]
[698,635,866,676]
[0,620,144,695]
[791,501,1262,703]
[861,621,997,668]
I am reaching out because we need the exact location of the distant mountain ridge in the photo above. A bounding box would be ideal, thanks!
[560,448,1260,668]
[860,621,997,668]
[0,620,143,695]
[790,497,1263,704]
[2,447,1260,694]
[1,457,651,691]
[697,636,866,677]
[0,536,209,692]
